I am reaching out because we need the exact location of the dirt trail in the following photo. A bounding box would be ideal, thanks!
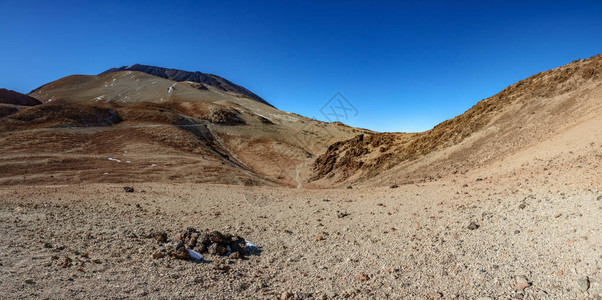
[294,164,302,189]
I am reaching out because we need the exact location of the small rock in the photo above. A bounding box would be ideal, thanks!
[58,256,72,268]
[152,252,165,259]
[515,282,531,291]
[198,233,211,246]
[281,292,293,300]
[123,186,134,193]
[577,276,590,292]
[519,203,526,209]
[170,247,190,260]
[428,292,443,299]
[208,231,225,243]
[207,243,227,255]
[194,245,207,254]
[214,264,231,272]
[43,242,53,248]
[188,232,200,248]
[467,222,480,230]
[229,252,242,259]
[344,288,356,296]
[325,291,337,298]
[516,275,528,283]
[25,278,35,284]
[336,211,349,218]
[514,275,531,291]
[390,184,399,188]
[315,235,325,242]
[229,238,248,256]
[356,273,370,282]
[347,185,353,189]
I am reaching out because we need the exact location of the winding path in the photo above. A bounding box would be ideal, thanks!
[294,164,302,189]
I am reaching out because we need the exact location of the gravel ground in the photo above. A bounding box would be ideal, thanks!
[0,174,600,299]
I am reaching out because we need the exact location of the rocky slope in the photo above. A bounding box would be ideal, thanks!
[310,54,602,187]
[0,66,367,186]
[98,64,272,107]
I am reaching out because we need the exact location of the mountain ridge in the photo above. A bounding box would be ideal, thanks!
[97,64,273,107]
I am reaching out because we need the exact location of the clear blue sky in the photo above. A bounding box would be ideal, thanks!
[2,1,601,132]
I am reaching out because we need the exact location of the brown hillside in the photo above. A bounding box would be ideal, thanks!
[0,69,368,186]
[311,54,602,185]
[0,88,42,106]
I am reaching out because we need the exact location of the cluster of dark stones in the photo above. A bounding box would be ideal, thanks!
[152,227,248,260]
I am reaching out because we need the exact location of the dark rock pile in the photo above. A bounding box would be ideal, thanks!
[151,227,250,261]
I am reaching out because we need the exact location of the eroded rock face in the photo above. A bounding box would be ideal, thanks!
[206,107,245,125]
[311,133,397,182]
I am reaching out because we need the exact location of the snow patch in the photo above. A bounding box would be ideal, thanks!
[187,249,203,260]
[168,83,176,93]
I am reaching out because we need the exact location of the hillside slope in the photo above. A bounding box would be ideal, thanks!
[0,67,367,186]
[0,89,42,118]
[310,54,602,186]
[98,64,272,107]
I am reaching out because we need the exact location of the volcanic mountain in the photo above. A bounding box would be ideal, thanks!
[0,65,368,186]
[98,64,272,107]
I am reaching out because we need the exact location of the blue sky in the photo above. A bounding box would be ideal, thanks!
[1,0,601,132]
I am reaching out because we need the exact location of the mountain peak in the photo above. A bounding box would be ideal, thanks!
[100,64,273,107]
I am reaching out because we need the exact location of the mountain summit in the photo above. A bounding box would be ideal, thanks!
[100,64,272,107]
